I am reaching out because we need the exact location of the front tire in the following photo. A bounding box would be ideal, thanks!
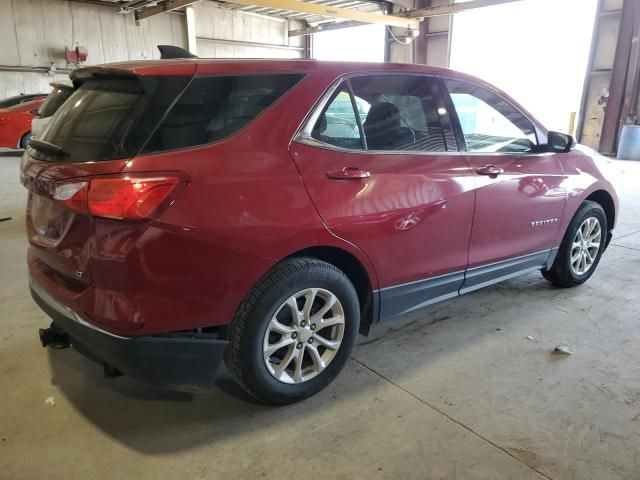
[542,201,607,287]
[226,257,359,405]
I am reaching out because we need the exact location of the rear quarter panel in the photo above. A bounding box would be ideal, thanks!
[116,69,380,333]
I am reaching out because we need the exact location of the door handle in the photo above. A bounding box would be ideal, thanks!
[327,167,371,180]
[476,165,504,178]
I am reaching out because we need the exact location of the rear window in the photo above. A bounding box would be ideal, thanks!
[38,87,74,118]
[141,73,305,154]
[37,76,189,162]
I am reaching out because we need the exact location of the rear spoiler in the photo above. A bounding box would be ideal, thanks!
[48,82,73,90]
[70,67,138,88]
[158,45,197,59]
[70,45,196,86]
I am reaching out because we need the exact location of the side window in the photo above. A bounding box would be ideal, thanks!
[445,79,537,153]
[350,75,448,152]
[143,73,304,153]
[311,87,364,150]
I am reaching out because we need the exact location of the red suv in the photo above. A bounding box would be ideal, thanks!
[23,60,618,404]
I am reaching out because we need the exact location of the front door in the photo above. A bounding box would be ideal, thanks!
[443,78,567,292]
[290,74,476,319]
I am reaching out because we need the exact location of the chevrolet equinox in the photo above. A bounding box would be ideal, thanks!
[22,59,619,404]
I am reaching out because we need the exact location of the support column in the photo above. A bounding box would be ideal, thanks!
[599,0,640,155]
[185,5,197,56]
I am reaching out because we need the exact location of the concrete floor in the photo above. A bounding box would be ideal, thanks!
[1,152,639,480]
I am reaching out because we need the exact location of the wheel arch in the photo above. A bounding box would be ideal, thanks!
[18,130,32,149]
[285,246,378,336]
[585,189,615,245]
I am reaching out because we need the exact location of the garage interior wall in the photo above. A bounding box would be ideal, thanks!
[387,0,452,66]
[579,0,626,150]
[193,1,305,58]
[0,0,304,99]
[578,0,640,155]
[0,0,187,98]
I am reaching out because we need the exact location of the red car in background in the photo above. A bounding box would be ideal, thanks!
[22,60,619,405]
[0,95,46,149]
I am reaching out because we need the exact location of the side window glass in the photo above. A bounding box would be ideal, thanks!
[311,88,364,150]
[144,74,304,153]
[445,79,537,153]
[350,75,448,152]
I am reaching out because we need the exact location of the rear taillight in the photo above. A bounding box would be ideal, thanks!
[53,181,89,214]
[53,175,183,221]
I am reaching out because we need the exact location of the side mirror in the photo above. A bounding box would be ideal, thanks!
[547,131,575,153]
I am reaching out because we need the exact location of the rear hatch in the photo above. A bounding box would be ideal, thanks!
[22,69,192,291]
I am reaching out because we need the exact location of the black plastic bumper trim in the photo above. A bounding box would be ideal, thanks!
[30,279,228,392]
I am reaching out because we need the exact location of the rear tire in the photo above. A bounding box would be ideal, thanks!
[226,257,359,405]
[19,132,32,149]
[542,201,607,287]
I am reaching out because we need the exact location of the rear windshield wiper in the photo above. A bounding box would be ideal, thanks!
[28,139,68,157]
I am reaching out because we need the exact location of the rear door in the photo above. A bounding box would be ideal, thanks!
[442,78,567,292]
[290,74,476,319]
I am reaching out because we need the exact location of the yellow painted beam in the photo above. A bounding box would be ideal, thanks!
[220,0,419,29]
[136,0,200,20]
[403,0,525,19]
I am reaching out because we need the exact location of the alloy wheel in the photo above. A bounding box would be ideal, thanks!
[262,288,345,384]
[570,216,601,275]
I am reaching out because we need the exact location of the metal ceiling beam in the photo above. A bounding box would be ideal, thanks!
[402,0,525,19]
[290,0,525,37]
[220,0,419,28]
[289,20,366,36]
[135,0,200,19]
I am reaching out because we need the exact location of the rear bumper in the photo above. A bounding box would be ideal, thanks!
[30,276,228,391]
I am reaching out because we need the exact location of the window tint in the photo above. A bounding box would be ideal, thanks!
[38,86,73,118]
[311,88,364,150]
[351,75,448,152]
[37,76,189,162]
[445,79,537,153]
[143,74,304,153]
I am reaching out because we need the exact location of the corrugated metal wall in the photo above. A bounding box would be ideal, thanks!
[0,0,305,99]
[0,0,187,98]
[194,1,305,58]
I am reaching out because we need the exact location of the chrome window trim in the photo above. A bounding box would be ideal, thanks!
[295,136,553,158]
[293,71,548,157]
[296,76,346,140]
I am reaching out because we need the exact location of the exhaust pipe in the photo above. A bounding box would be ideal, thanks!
[39,323,71,349]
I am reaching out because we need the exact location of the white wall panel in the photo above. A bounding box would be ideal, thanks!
[193,1,304,58]
[0,71,68,100]
[0,0,303,99]
[0,0,19,65]
[0,0,188,98]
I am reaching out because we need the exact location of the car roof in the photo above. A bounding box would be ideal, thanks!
[75,58,462,78]
[72,58,546,132]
